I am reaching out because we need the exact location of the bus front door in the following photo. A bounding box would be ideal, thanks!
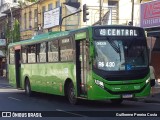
[15,49,21,88]
[76,39,89,97]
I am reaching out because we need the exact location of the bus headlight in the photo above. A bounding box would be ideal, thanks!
[95,80,104,88]
[146,77,150,84]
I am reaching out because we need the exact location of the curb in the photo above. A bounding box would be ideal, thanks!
[144,98,160,103]
[143,93,160,103]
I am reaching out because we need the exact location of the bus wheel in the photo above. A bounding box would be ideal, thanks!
[67,82,77,105]
[25,79,32,96]
[111,99,123,105]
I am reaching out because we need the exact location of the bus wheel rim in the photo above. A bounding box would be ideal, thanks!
[69,87,75,102]
[26,83,30,94]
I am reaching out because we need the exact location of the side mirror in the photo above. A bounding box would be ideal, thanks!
[150,79,155,87]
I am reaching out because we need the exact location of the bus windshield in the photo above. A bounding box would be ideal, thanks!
[93,38,148,71]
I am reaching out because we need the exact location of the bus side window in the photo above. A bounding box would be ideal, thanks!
[60,38,73,61]
[36,42,46,63]
[39,42,46,62]
[9,47,15,64]
[48,40,59,62]
[28,45,36,63]
[22,46,27,63]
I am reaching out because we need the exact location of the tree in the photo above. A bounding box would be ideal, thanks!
[5,21,11,43]
[5,19,20,43]
[12,19,20,42]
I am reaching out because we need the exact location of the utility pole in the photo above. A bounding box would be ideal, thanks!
[6,3,13,43]
[131,0,134,26]
[99,0,102,25]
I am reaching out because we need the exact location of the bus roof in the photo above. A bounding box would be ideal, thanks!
[8,30,71,48]
[8,25,143,48]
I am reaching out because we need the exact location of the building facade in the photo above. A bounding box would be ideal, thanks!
[140,0,160,81]
[20,0,117,40]
[0,0,22,76]
[0,0,33,77]
[20,2,39,40]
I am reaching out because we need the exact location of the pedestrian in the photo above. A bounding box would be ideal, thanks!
[149,66,156,96]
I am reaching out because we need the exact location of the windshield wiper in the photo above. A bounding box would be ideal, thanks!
[107,37,120,53]
[106,37,121,61]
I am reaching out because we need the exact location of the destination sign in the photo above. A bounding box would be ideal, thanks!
[95,28,139,37]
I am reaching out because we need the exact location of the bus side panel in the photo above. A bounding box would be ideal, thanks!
[44,63,75,96]
[31,64,46,92]
[8,65,16,87]
[21,62,76,96]
[21,64,39,91]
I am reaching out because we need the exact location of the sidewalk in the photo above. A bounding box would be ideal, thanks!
[0,76,9,84]
[143,82,160,103]
[0,76,12,89]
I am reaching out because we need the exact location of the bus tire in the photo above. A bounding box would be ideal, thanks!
[67,82,78,105]
[111,99,123,105]
[25,79,32,97]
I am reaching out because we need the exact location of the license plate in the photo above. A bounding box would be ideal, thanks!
[122,94,133,98]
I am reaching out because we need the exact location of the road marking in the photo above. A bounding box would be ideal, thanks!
[8,97,21,101]
[56,109,87,117]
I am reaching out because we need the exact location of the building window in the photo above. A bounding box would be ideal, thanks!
[42,6,46,12]
[13,0,17,3]
[56,0,60,8]
[48,3,53,10]
[24,13,27,30]
[42,6,46,26]
[66,0,78,2]
[34,9,38,28]
[108,0,118,6]
[29,11,32,29]
[1,0,3,5]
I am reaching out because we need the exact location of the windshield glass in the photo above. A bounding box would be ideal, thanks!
[93,38,148,71]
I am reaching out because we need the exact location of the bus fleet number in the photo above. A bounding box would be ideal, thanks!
[106,62,115,67]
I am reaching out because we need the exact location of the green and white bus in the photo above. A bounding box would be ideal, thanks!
[8,25,151,104]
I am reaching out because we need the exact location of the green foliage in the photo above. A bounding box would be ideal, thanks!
[5,19,20,43]
[5,22,11,43]
[13,19,20,42]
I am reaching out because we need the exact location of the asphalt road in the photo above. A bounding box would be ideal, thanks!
[0,81,160,120]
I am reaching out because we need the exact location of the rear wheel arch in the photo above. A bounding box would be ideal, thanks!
[64,78,73,97]
[64,78,78,105]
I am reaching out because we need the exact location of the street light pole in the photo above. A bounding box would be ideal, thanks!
[99,0,102,25]
[131,0,134,26]
[6,3,13,43]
